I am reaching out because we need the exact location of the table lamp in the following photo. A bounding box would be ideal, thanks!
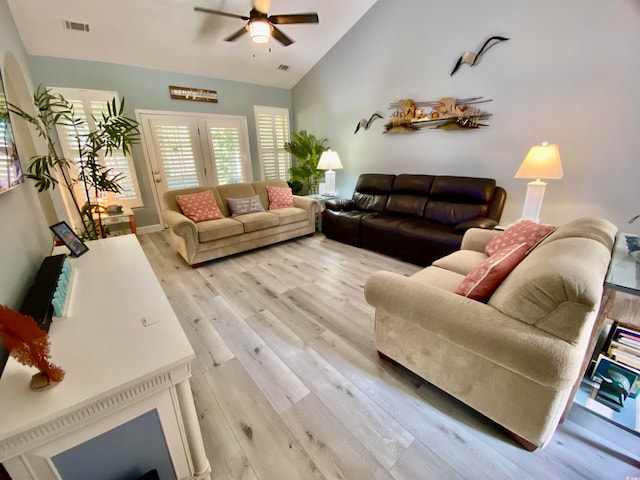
[317,149,343,195]
[514,142,563,223]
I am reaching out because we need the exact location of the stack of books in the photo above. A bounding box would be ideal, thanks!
[607,324,640,370]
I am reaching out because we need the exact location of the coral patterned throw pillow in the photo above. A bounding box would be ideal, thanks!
[267,186,295,209]
[485,220,556,256]
[176,190,224,223]
[455,243,528,302]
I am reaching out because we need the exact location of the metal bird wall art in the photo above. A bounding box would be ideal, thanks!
[354,112,383,134]
[450,35,509,76]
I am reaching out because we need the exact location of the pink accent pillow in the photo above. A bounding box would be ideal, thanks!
[455,243,528,302]
[175,190,224,223]
[267,186,295,209]
[485,220,556,256]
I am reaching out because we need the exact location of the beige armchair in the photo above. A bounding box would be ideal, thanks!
[364,217,616,449]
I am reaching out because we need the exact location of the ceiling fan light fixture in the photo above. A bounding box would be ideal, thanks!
[249,20,271,44]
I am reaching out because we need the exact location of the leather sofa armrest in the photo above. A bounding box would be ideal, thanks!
[325,198,355,211]
[454,217,498,233]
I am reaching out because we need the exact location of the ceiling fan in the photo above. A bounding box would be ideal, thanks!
[194,0,319,46]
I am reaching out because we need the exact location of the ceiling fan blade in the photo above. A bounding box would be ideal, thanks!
[271,25,294,46]
[253,0,271,14]
[194,6,249,21]
[224,25,249,41]
[269,13,319,25]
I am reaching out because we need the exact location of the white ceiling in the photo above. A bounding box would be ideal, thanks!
[7,0,377,90]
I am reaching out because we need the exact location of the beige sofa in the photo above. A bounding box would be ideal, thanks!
[364,217,617,449]
[162,180,318,265]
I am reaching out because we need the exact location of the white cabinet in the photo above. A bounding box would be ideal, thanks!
[0,235,210,480]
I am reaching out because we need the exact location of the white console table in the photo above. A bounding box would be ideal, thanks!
[0,235,211,480]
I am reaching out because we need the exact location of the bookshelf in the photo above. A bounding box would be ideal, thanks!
[569,233,640,434]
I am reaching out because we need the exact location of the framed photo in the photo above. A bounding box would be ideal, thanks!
[50,221,89,257]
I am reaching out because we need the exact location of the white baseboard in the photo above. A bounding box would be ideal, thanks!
[136,224,164,235]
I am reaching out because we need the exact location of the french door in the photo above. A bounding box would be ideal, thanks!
[138,111,253,225]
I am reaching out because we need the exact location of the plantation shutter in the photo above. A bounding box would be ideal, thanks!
[204,117,252,185]
[254,106,291,181]
[149,117,204,191]
[51,87,142,208]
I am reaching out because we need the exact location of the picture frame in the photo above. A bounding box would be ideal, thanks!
[50,221,89,257]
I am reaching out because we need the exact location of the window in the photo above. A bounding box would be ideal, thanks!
[51,87,142,209]
[254,106,291,181]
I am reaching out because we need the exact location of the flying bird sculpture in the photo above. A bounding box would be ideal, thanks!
[355,112,383,134]
[450,35,509,76]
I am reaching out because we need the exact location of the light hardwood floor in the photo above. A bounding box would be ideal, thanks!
[138,232,640,480]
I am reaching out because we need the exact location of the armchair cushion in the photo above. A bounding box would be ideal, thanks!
[485,220,555,256]
[175,190,224,223]
[455,243,528,301]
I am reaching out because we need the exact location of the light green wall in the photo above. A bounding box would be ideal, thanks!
[0,0,52,308]
[28,56,292,227]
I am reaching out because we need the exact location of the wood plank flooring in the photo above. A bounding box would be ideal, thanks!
[138,232,640,480]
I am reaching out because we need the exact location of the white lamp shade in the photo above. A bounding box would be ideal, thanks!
[249,20,271,44]
[515,142,563,180]
[317,149,343,170]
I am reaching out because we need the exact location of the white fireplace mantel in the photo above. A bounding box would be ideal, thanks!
[0,235,211,480]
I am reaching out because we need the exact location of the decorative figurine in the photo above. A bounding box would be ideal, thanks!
[450,36,509,76]
[0,304,65,391]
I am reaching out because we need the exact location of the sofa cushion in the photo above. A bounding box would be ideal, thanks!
[397,221,462,266]
[410,266,465,291]
[269,207,308,225]
[385,174,434,217]
[422,176,496,225]
[266,186,295,209]
[455,243,528,301]
[485,220,556,256]
[227,195,265,217]
[197,217,244,242]
[432,250,488,276]
[233,211,279,232]
[175,190,224,223]
[352,174,396,212]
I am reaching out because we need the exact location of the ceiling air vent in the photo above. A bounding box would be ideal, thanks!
[64,20,90,32]
[277,64,290,71]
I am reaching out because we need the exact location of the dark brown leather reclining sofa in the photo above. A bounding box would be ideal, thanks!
[322,174,507,266]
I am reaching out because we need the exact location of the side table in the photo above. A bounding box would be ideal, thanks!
[563,232,640,434]
[92,208,137,237]
[304,194,338,231]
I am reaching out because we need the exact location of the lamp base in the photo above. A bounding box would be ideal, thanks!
[324,169,336,195]
[518,180,547,224]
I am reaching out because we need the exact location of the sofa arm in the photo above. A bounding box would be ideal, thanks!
[460,228,501,253]
[454,216,498,233]
[364,271,582,389]
[325,198,355,211]
[292,195,318,211]
[162,209,197,238]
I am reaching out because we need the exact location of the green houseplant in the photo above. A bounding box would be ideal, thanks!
[9,85,140,239]
[284,130,328,195]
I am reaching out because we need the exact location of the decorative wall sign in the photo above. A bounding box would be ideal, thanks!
[450,36,509,76]
[383,97,492,133]
[169,85,218,103]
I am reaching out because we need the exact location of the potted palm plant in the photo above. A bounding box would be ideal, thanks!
[284,130,328,195]
[9,85,139,239]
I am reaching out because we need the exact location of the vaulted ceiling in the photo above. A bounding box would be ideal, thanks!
[7,0,378,89]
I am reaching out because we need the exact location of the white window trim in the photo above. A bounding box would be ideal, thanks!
[254,105,291,181]
[49,87,143,211]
